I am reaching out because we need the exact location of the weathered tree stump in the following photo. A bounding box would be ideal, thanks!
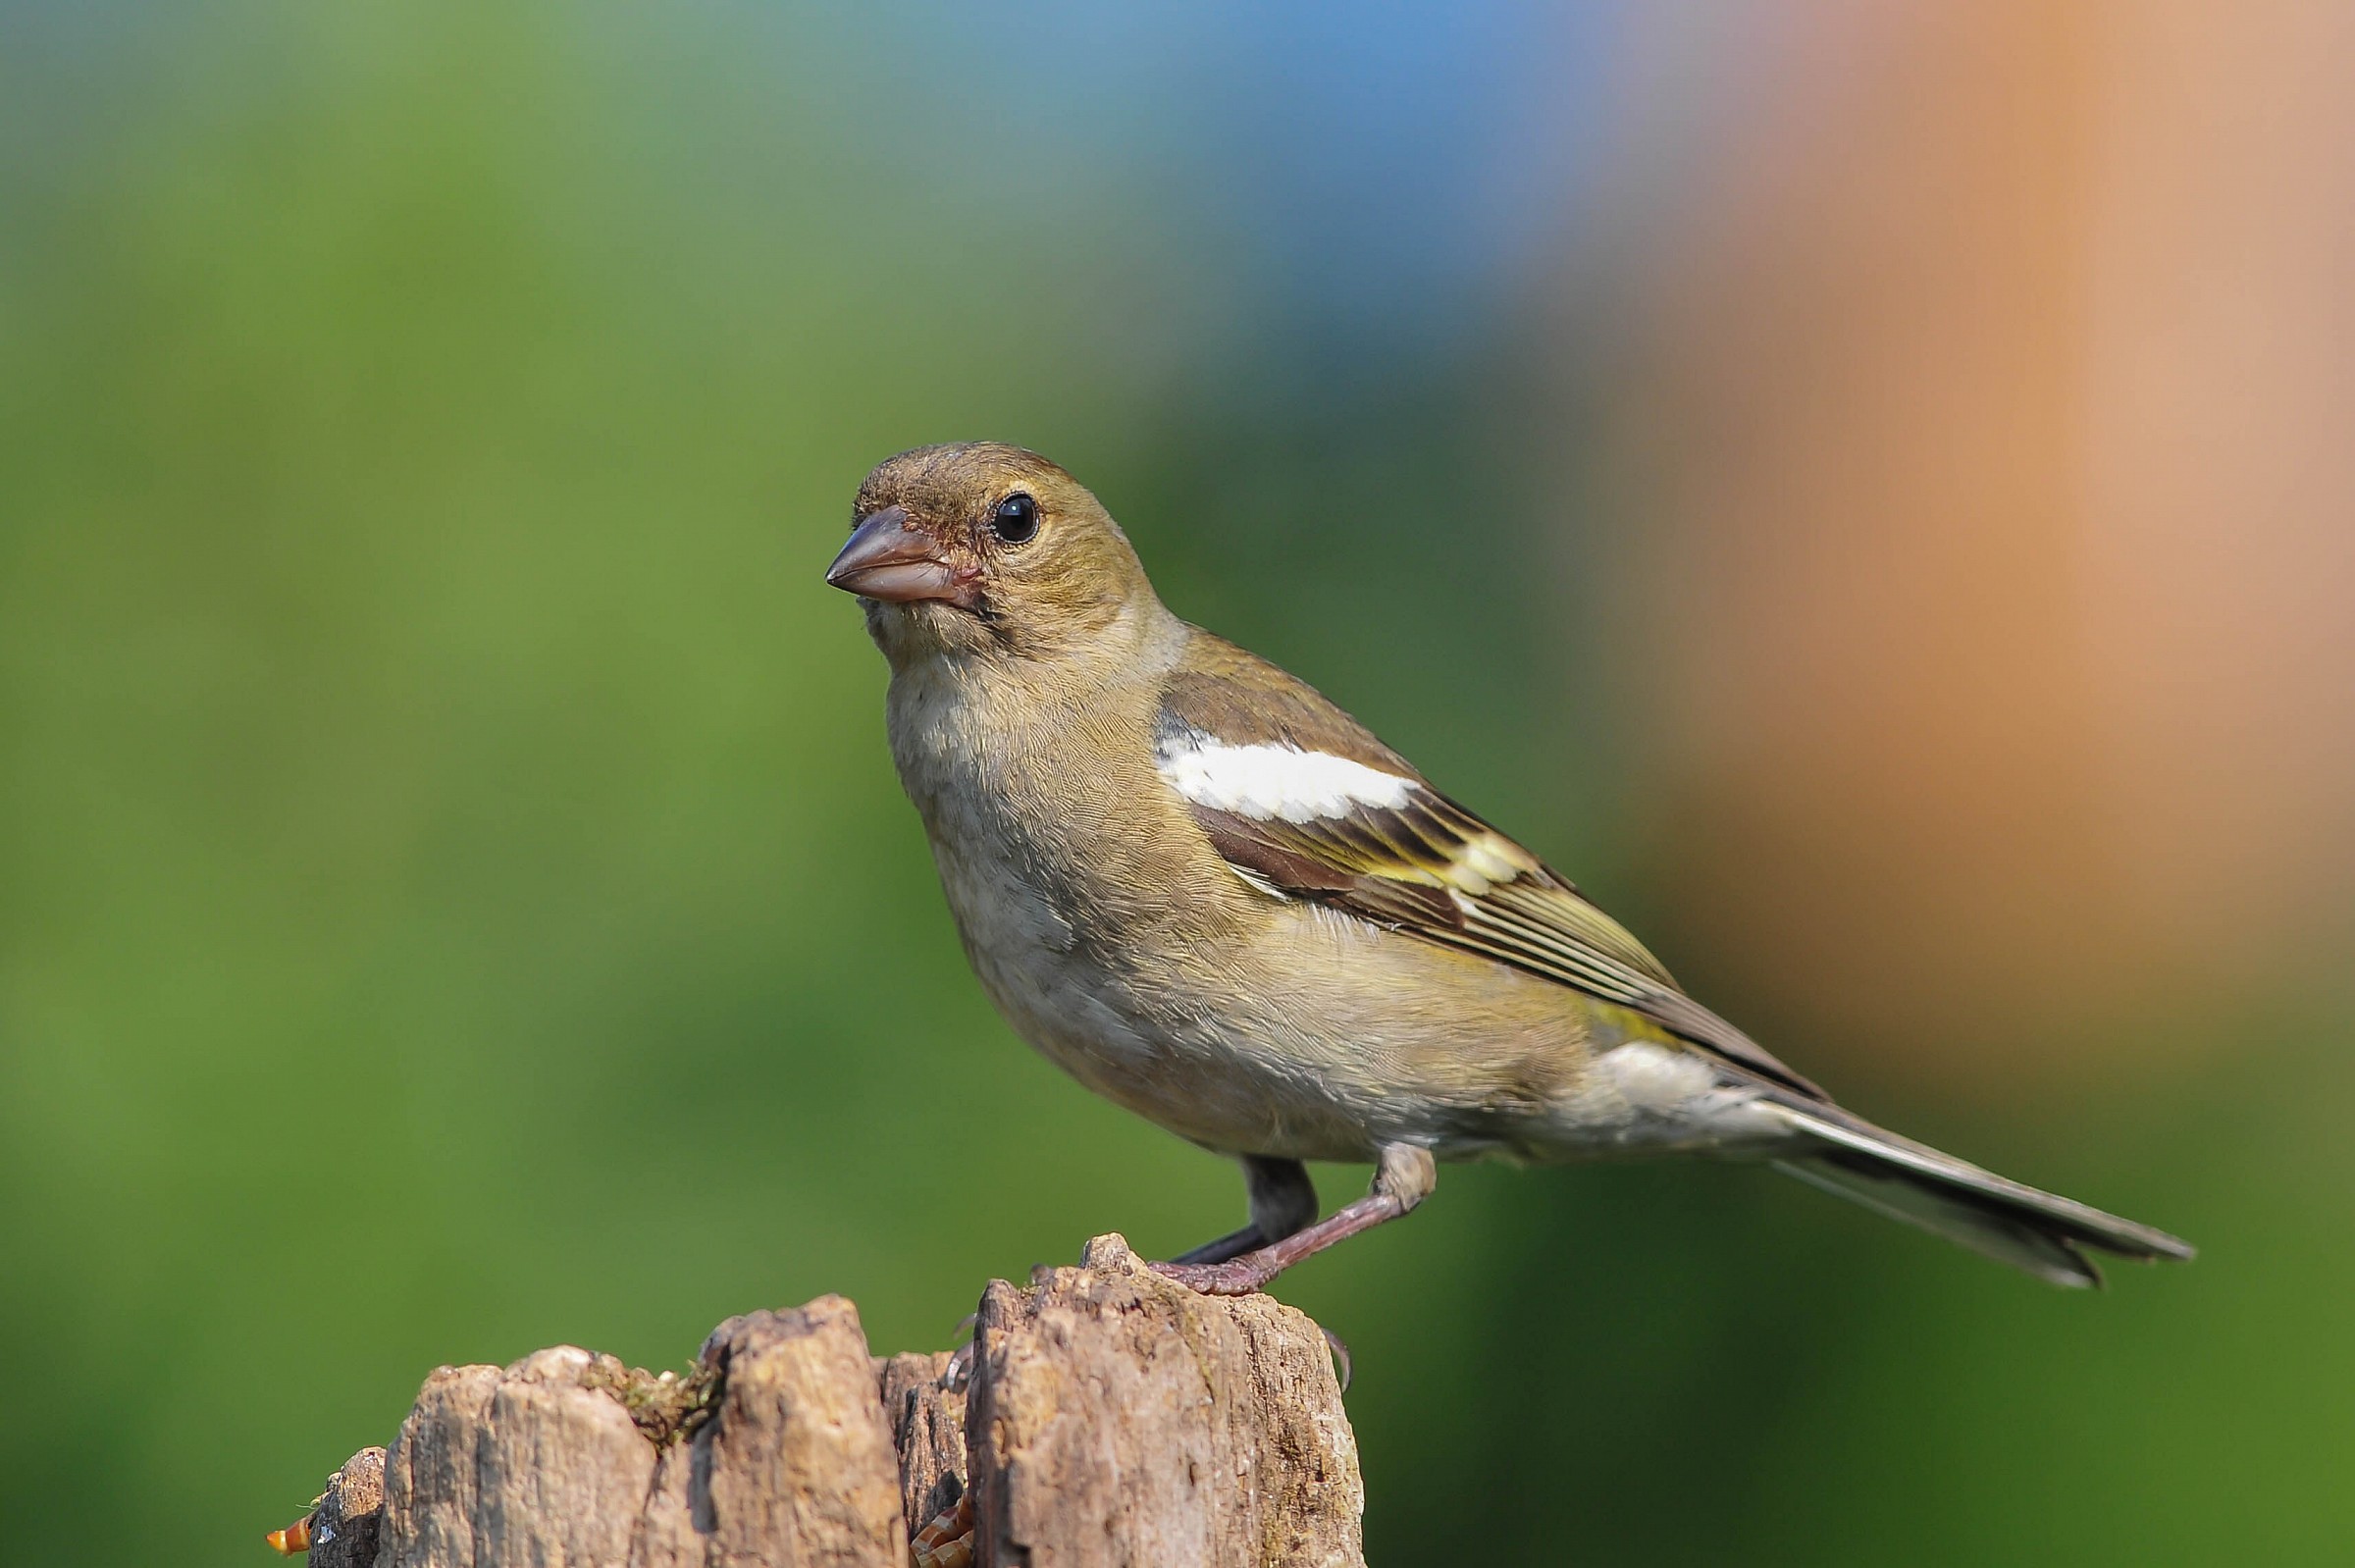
[286,1235,1363,1568]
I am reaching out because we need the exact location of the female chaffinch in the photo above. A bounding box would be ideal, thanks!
[826,443,2192,1293]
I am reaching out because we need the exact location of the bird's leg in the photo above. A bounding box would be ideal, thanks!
[1153,1144,1435,1296]
[1170,1155,1318,1265]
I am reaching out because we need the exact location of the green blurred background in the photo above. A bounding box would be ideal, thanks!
[4,3,2351,1562]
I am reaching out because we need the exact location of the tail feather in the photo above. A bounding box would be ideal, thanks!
[1770,1107,2195,1288]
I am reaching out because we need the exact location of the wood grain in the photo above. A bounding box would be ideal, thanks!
[292,1236,1361,1568]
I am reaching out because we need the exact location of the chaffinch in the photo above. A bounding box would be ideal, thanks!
[825,443,2193,1293]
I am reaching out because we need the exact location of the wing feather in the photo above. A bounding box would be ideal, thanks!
[1159,641,1826,1100]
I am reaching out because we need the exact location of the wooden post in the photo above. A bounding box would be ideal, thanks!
[288,1235,1364,1568]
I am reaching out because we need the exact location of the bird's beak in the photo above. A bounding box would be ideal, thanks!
[824,506,976,608]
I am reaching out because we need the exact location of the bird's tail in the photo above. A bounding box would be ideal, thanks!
[1767,1107,2195,1288]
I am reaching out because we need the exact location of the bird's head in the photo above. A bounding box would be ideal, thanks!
[827,443,1158,668]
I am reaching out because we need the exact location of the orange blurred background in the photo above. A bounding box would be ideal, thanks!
[1568,0,2355,1090]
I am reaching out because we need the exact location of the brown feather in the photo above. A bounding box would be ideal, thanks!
[1161,636,1829,1101]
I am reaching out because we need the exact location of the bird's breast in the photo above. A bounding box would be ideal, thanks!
[875,657,1616,1163]
[884,665,1174,1072]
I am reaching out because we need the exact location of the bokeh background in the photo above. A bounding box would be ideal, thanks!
[4,2,2350,1562]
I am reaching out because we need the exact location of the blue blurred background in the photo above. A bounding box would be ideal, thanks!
[5,2,2351,1561]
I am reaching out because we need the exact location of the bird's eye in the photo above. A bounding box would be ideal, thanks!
[990,493,1040,547]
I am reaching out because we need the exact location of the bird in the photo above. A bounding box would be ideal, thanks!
[824,441,2194,1294]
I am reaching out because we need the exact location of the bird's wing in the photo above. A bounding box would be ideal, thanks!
[1159,635,1828,1101]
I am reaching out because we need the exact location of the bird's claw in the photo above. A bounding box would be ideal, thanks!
[1150,1260,1352,1387]
[1320,1325,1353,1392]
[940,1311,980,1392]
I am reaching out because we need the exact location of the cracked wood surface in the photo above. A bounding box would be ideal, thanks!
[291,1235,1363,1568]
[968,1236,1362,1568]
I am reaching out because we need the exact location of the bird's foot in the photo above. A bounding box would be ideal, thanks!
[1148,1256,1274,1295]
[1150,1261,1353,1387]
